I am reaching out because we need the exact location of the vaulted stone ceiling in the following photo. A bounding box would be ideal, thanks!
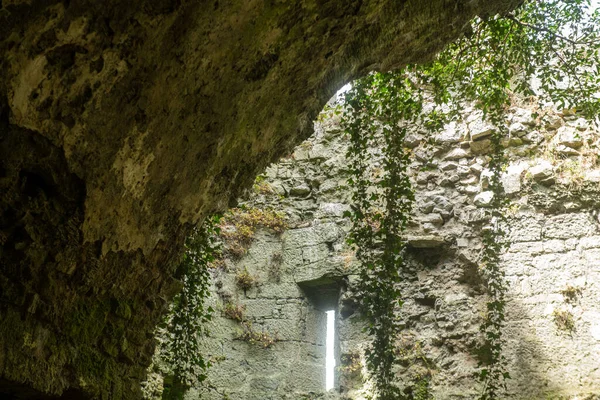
[0,0,520,398]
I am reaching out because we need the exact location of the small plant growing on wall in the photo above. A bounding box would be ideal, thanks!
[237,322,278,348]
[552,309,575,334]
[235,267,256,291]
[299,140,313,151]
[252,175,274,195]
[560,285,582,304]
[339,351,363,382]
[219,207,288,258]
[223,301,245,322]
[207,250,226,270]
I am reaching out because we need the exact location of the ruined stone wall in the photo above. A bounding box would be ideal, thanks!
[0,1,524,397]
[160,100,600,399]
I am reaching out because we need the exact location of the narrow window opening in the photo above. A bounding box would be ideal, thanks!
[296,277,341,392]
[325,309,335,391]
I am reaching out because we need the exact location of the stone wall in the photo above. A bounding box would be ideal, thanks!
[0,2,524,396]
[147,99,600,399]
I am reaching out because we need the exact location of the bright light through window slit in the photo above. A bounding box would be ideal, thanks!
[325,310,335,391]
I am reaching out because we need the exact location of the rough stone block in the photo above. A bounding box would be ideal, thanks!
[507,217,543,242]
[317,202,349,218]
[577,236,600,250]
[249,376,281,392]
[293,147,311,160]
[567,117,589,131]
[283,228,320,249]
[502,251,536,265]
[285,362,324,392]
[290,184,311,196]
[556,126,584,148]
[473,191,494,206]
[480,168,493,189]
[456,238,470,247]
[432,195,454,211]
[556,144,580,156]
[511,107,536,126]
[420,213,444,226]
[262,319,303,341]
[522,130,542,144]
[282,246,304,267]
[583,312,600,341]
[313,222,341,243]
[461,185,480,195]
[509,241,544,255]
[508,122,527,136]
[444,148,470,160]
[278,303,304,320]
[309,143,330,160]
[470,163,483,175]
[544,213,597,239]
[469,118,495,141]
[502,162,527,194]
[457,206,488,224]
[441,162,459,171]
[244,299,277,318]
[437,121,465,143]
[583,248,600,268]
[301,244,330,265]
[529,160,553,181]
[584,169,600,182]
[542,239,566,253]
[406,235,446,248]
[259,283,303,299]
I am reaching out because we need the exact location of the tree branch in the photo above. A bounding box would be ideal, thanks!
[504,13,600,45]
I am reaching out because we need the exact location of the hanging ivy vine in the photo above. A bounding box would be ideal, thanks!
[342,73,422,399]
[342,1,600,398]
[162,215,221,400]
[475,126,510,399]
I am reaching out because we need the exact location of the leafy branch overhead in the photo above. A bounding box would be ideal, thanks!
[342,1,600,399]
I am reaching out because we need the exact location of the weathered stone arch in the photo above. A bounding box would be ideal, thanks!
[0,1,520,398]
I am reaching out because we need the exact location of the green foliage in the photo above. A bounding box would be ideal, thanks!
[342,72,417,400]
[405,376,434,400]
[397,338,436,399]
[162,215,221,396]
[476,148,509,400]
[342,1,600,398]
